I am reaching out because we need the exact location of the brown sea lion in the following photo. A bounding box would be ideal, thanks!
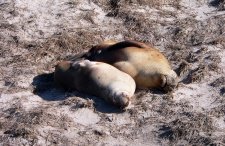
[82,40,178,92]
[54,60,136,108]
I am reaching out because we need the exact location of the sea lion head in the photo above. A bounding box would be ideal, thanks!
[82,40,117,60]
[112,91,131,108]
[54,61,73,89]
[82,46,103,60]
[161,70,179,92]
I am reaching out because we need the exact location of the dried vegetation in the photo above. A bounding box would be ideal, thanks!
[0,0,225,145]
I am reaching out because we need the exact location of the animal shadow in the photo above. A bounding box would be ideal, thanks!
[32,73,123,113]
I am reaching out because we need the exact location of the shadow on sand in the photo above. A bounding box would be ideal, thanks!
[32,73,123,113]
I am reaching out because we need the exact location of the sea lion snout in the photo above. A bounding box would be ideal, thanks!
[162,70,179,92]
[113,92,131,108]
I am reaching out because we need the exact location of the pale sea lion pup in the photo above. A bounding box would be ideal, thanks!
[54,60,136,108]
[82,40,178,92]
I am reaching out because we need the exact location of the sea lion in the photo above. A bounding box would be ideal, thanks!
[82,40,178,92]
[54,60,136,108]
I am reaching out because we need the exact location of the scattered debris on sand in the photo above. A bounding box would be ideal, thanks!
[1,0,225,145]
